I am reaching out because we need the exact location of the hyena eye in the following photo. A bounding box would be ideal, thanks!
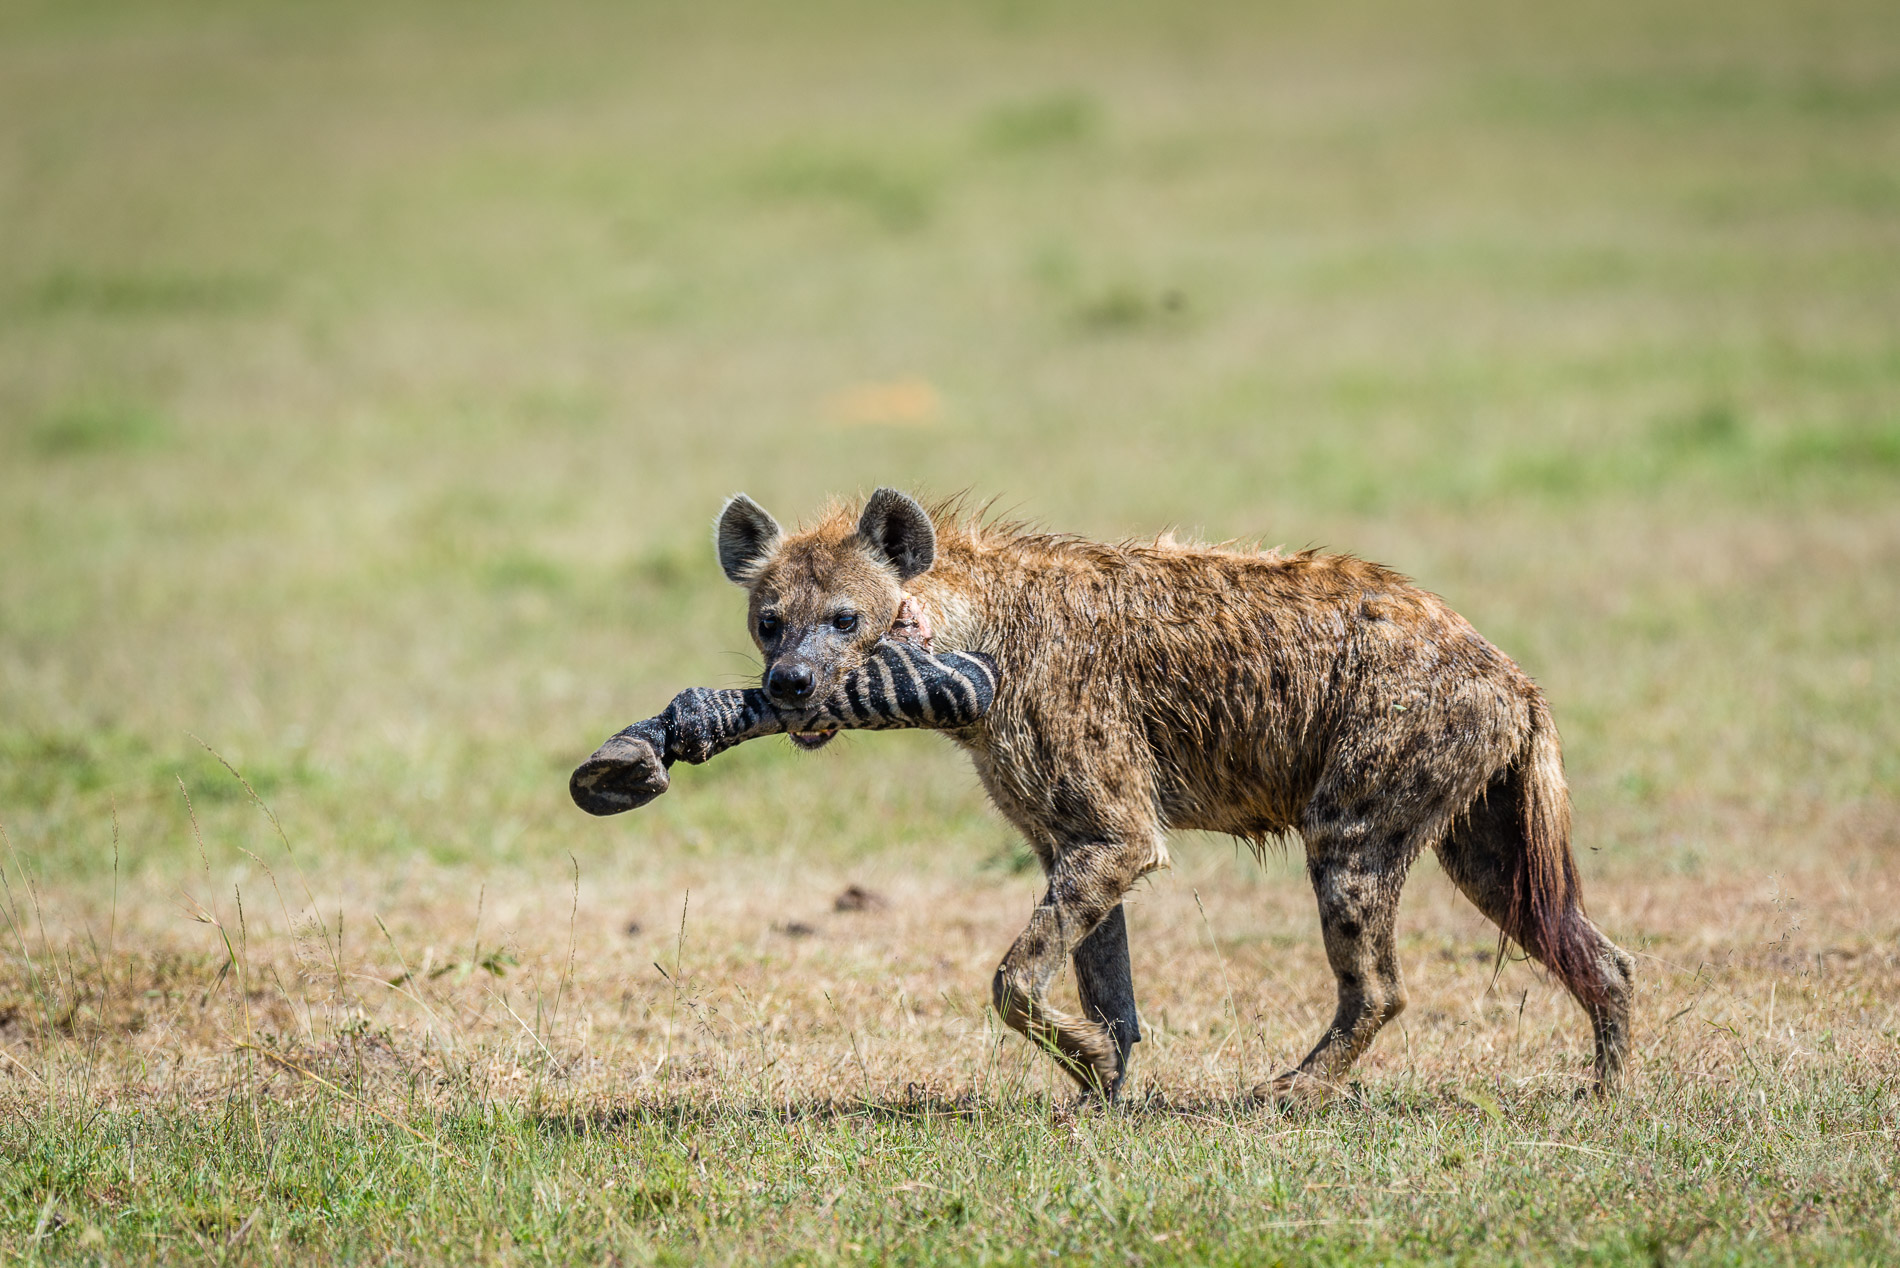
[757,615,780,640]
[833,612,859,633]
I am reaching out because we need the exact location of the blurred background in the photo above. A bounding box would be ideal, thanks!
[2,0,1896,899]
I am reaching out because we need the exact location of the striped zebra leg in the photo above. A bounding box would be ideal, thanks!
[570,641,998,815]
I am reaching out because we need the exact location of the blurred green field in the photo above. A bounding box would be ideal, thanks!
[3,0,1899,1263]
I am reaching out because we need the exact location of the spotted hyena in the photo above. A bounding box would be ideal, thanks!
[582,489,1635,1102]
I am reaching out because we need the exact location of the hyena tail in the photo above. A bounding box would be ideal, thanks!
[1510,699,1611,1010]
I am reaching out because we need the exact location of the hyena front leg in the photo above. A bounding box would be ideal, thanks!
[1257,833,1416,1105]
[993,839,1149,1098]
[1071,903,1140,1097]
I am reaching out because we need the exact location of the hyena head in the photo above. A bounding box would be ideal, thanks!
[714,487,935,750]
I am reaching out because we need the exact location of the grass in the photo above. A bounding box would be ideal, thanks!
[1,0,1898,1261]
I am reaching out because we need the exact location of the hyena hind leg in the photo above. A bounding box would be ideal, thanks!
[1256,843,1412,1106]
[1433,777,1636,1092]
[1072,902,1140,1100]
[992,841,1148,1099]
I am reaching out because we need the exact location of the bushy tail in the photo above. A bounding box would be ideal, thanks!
[1510,701,1609,1010]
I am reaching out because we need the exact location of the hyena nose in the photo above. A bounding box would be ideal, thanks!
[767,661,815,706]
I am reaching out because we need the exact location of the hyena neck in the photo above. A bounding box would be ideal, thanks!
[905,534,1006,654]
[888,593,934,648]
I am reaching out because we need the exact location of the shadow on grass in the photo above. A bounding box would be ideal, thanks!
[524,1080,1544,1138]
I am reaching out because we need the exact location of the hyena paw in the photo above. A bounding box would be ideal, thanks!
[1054,1017,1124,1099]
[570,722,670,816]
[995,986,1123,1099]
[1252,1070,1339,1109]
[1074,1069,1127,1108]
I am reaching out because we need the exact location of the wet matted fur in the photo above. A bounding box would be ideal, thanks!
[614,489,1637,1102]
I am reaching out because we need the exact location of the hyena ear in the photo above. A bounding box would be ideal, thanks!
[856,487,936,581]
[714,494,783,585]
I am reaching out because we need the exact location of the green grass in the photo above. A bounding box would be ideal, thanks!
[8,1078,1896,1264]
[2,0,1898,1262]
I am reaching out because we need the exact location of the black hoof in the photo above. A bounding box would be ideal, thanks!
[570,725,669,815]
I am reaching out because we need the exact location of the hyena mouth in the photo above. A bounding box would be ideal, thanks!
[788,729,837,751]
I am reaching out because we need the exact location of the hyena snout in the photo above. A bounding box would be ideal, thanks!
[765,659,816,706]
[765,653,845,749]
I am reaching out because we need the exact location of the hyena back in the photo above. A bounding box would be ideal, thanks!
[715,488,1635,1101]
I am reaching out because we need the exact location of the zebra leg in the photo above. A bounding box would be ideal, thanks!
[570,642,999,815]
[570,717,672,815]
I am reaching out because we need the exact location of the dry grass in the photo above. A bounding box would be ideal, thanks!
[4,798,1898,1262]
[14,837,1900,1113]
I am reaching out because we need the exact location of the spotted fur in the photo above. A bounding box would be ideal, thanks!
[668,489,1635,1103]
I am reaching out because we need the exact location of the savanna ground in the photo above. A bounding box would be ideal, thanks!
[3,0,1898,1261]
